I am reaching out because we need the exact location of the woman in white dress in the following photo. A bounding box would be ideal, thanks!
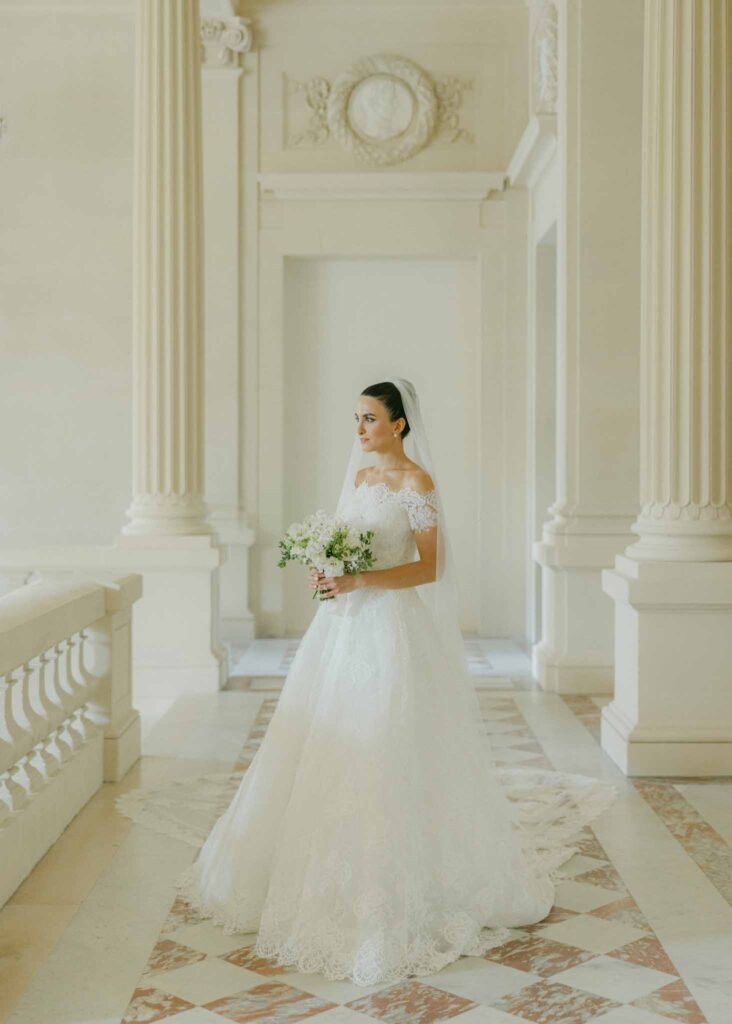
[117,377,617,988]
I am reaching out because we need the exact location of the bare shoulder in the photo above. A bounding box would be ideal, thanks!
[405,469,435,496]
[354,467,368,488]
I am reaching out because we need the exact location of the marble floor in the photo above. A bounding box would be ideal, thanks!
[2,640,732,1024]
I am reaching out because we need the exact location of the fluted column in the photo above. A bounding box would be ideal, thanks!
[601,0,732,777]
[531,0,643,693]
[627,0,731,562]
[123,0,211,535]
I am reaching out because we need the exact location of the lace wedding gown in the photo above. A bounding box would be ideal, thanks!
[116,480,618,987]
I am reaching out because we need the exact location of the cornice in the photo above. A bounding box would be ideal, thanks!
[257,172,506,202]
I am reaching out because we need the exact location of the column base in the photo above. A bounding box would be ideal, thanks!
[602,556,732,778]
[115,534,228,698]
[531,641,613,694]
[601,700,732,777]
[532,521,633,694]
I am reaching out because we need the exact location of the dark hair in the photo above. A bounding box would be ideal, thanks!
[360,381,411,438]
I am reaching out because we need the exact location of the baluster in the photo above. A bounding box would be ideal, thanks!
[0,668,30,821]
[34,652,62,780]
[0,670,33,809]
[48,647,74,765]
[76,628,100,738]
[0,675,16,775]
[0,669,33,765]
[0,766,29,814]
[17,662,46,794]
[0,775,14,828]
[61,636,88,748]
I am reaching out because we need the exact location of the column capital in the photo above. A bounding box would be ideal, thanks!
[201,14,253,69]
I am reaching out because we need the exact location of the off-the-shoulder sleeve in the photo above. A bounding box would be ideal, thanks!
[403,489,439,533]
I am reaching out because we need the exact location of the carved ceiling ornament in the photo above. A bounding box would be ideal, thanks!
[532,0,558,114]
[326,54,438,166]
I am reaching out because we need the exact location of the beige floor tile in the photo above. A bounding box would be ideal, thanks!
[0,903,78,1024]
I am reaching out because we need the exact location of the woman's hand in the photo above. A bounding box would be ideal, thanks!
[308,566,324,594]
[317,572,362,597]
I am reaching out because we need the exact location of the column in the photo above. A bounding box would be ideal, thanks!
[602,0,732,776]
[116,0,227,695]
[532,0,644,692]
[200,3,257,647]
[123,0,210,536]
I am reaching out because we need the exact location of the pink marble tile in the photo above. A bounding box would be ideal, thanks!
[607,935,679,977]
[590,896,652,933]
[571,830,608,861]
[491,978,621,1023]
[121,986,196,1023]
[630,978,707,1023]
[482,934,597,977]
[162,897,204,934]
[634,781,732,906]
[572,863,628,893]
[521,906,579,933]
[205,981,337,1022]
[220,944,292,976]
[346,979,477,1023]
[143,939,207,977]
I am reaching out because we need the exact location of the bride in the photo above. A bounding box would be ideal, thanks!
[116,377,617,987]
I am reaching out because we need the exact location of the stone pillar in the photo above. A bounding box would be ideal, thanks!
[200,3,257,648]
[602,0,732,776]
[116,0,227,694]
[532,0,644,693]
[124,0,210,536]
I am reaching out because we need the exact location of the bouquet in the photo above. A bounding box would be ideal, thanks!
[277,510,376,601]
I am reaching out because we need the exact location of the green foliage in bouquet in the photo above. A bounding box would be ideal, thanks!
[277,511,376,600]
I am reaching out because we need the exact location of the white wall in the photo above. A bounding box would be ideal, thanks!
[281,257,480,635]
[0,5,135,544]
[0,0,539,645]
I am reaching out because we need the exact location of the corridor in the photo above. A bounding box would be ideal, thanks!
[2,642,730,1024]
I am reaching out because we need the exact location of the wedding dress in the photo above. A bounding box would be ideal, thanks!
[116,474,618,987]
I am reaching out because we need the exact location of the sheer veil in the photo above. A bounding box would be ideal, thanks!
[335,377,479,707]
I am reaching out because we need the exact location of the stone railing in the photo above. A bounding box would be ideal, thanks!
[0,574,142,907]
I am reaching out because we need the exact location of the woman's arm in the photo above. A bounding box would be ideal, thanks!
[358,525,436,589]
[317,523,437,596]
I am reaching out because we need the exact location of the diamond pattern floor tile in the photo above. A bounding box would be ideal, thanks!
[345,979,477,1023]
[482,934,600,980]
[550,954,678,1003]
[152,957,266,1005]
[204,981,339,1022]
[538,915,650,955]
[121,986,196,1024]
[490,978,622,1023]
[426,955,542,1002]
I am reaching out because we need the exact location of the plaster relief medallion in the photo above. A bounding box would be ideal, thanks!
[347,75,415,141]
[327,54,438,166]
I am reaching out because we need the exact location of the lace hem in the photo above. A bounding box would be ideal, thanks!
[173,856,516,986]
